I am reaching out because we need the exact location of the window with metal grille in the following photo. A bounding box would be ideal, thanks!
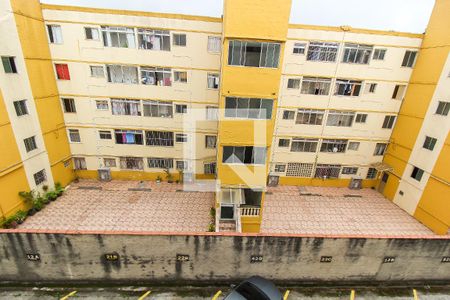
[73,157,87,170]
[207,73,219,89]
[296,109,324,125]
[348,142,360,151]
[278,139,290,147]
[96,100,109,110]
[423,136,437,151]
[204,162,216,174]
[143,100,173,118]
[293,43,306,54]
[24,136,37,152]
[355,113,367,123]
[106,65,138,84]
[173,33,186,46]
[287,78,300,89]
[176,160,188,170]
[342,167,358,175]
[366,168,378,179]
[145,131,174,146]
[286,163,314,177]
[373,49,386,60]
[315,164,341,178]
[115,130,143,145]
[140,67,171,86]
[104,158,116,167]
[382,115,396,129]
[208,36,221,53]
[119,157,144,170]
[33,169,47,185]
[306,41,339,62]
[342,43,373,64]
[205,135,217,148]
[228,40,280,68]
[224,97,273,119]
[320,139,348,153]
[85,27,100,40]
[62,98,76,113]
[47,24,63,44]
[148,158,173,169]
[2,56,17,73]
[411,166,424,181]
[334,79,362,96]
[175,104,187,114]
[101,26,135,48]
[436,101,450,116]
[111,99,141,116]
[402,50,417,67]
[290,138,318,152]
[374,143,388,156]
[137,28,170,51]
[13,100,28,116]
[176,133,187,143]
[90,65,104,77]
[99,130,112,140]
[274,164,286,173]
[300,77,331,95]
[55,63,70,80]
[68,129,81,143]
[326,111,355,127]
[222,146,266,165]
[283,110,295,120]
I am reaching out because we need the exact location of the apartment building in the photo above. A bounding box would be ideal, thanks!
[0,0,448,234]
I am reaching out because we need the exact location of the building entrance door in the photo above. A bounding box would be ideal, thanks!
[378,172,389,194]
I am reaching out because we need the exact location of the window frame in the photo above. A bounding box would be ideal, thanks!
[374,143,388,156]
[96,100,109,110]
[287,78,301,89]
[207,73,219,89]
[224,97,273,120]
[382,115,396,129]
[101,26,136,48]
[143,100,173,118]
[47,24,63,44]
[293,42,306,55]
[423,136,437,151]
[402,50,417,68]
[175,104,187,114]
[296,109,324,125]
[55,63,70,80]
[320,139,348,153]
[90,65,104,77]
[173,70,188,83]
[300,77,332,95]
[306,41,339,62]
[84,27,100,40]
[222,146,267,165]
[290,138,319,153]
[115,129,144,145]
[175,133,188,143]
[342,43,373,64]
[205,135,217,149]
[99,130,112,140]
[173,33,187,46]
[411,166,424,181]
[145,130,174,147]
[326,111,355,127]
[334,79,362,96]
[24,136,37,152]
[147,157,173,169]
[62,98,76,113]
[33,169,47,185]
[436,101,450,116]
[372,48,386,60]
[228,40,281,68]
[207,36,221,53]
[13,100,28,116]
[278,139,290,148]
[137,28,170,51]
[1,56,17,74]
[68,129,81,143]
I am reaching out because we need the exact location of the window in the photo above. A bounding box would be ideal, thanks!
[436,101,450,116]
[392,85,406,100]
[101,26,135,48]
[315,164,341,178]
[204,162,216,174]
[423,136,437,151]
[355,113,367,123]
[175,104,187,114]
[334,79,362,96]
[411,166,424,181]
[84,27,100,40]
[174,71,187,83]
[143,100,173,118]
[222,146,266,165]
[68,129,81,143]
[140,67,171,86]
[111,99,141,116]
[293,42,306,54]
[207,73,219,89]
[228,40,280,68]
[208,36,221,53]
[296,109,324,125]
[99,130,112,140]
[291,138,318,152]
[367,83,377,93]
[348,142,360,151]
[55,63,70,80]
[326,111,355,127]
[47,24,63,44]
[145,131,174,147]
[119,157,144,170]
[90,66,104,77]
[224,97,273,119]
[402,50,417,67]
[176,133,187,143]
[373,49,386,60]
[300,77,331,95]
[382,115,396,129]
[286,162,313,177]
[137,28,170,51]
[282,110,295,120]
[205,135,217,148]
[374,143,388,156]
[24,136,37,152]
[148,158,173,169]
[173,33,186,46]
[366,168,378,179]
[274,164,286,173]
[106,65,138,84]
[96,100,109,110]
[342,167,358,175]
[306,42,339,62]
[320,139,348,153]
[206,106,218,120]
[115,130,143,145]
[342,43,373,64]
[1,56,17,73]
[62,98,76,113]
[176,160,188,170]
[73,157,87,170]
[104,158,116,167]
[13,100,28,116]
[33,169,47,185]
[287,78,300,89]
[278,139,290,147]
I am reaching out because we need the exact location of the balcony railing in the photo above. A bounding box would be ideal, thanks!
[240,206,260,217]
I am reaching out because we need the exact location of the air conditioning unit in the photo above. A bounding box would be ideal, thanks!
[267,175,279,187]
[349,177,362,190]
[98,168,111,182]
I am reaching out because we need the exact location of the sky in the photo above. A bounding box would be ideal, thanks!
[40,0,435,34]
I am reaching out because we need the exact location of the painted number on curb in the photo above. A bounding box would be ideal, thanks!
[176,254,190,262]
[104,253,119,261]
[383,256,396,263]
[250,255,263,263]
[26,253,40,261]
[320,256,332,263]
[442,257,450,263]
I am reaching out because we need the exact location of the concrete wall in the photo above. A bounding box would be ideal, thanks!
[0,231,449,285]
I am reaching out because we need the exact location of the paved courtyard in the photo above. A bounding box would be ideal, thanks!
[20,179,215,232]
[261,185,439,237]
